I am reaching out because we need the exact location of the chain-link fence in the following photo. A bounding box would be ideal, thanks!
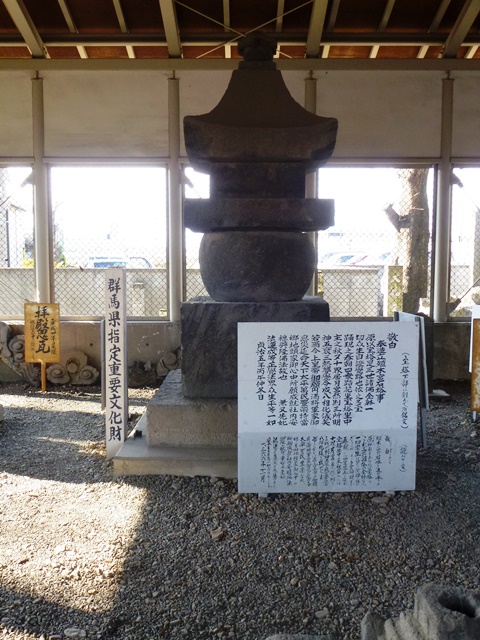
[317,166,434,318]
[0,162,467,322]
[184,166,209,300]
[50,165,168,318]
[0,166,35,316]
[449,167,480,318]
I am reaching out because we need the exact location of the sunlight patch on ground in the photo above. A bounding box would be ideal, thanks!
[0,473,147,613]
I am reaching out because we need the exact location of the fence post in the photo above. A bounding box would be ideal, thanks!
[32,73,52,304]
[168,73,183,322]
[433,75,454,322]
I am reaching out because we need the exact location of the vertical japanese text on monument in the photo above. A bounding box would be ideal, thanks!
[106,275,126,444]
[258,433,397,490]
[254,331,401,429]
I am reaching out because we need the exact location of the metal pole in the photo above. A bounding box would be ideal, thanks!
[433,76,454,322]
[305,72,318,297]
[32,74,51,303]
[168,73,183,322]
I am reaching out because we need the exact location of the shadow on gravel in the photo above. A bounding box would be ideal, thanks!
[0,408,109,483]
[1,382,479,640]
[0,586,116,640]
[0,385,149,483]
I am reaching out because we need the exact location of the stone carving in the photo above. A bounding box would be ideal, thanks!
[183,32,337,303]
[46,350,99,385]
[0,321,40,387]
[361,583,480,640]
[128,350,180,388]
[0,321,99,387]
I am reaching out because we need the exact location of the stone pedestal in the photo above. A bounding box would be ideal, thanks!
[113,370,237,478]
[181,295,330,398]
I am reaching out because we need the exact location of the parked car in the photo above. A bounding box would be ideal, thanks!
[83,256,153,268]
[318,251,368,266]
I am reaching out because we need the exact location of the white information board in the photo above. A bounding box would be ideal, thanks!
[238,322,419,494]
[105,268,128,460]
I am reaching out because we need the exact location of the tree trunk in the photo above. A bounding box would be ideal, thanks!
[397,168,430,314]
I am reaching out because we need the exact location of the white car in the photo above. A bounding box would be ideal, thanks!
[83,256,153,268]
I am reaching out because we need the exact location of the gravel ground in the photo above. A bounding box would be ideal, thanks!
[0,381,479,640]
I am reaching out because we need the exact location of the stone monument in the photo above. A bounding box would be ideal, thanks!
[181,32,338,399]
[114,34,338,477]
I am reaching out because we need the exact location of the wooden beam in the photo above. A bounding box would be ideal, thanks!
[159,0,182,58]
[378,0,396,32]
[443,0,480,58]
[3,0,47,58]
[306,0,328,58]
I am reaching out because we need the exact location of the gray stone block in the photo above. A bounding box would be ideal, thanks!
[184,198,334,232]
[146,370,237,447]
[181,296,329,398]
[361,583,480,640]
[209,162,306,198]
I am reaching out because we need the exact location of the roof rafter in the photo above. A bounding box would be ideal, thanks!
[223,0,231,57]
[56,0,88,59]
[378,0,396,32]
[306,0,328,58]
[112,0,135,58]
[2,0,47,58]
[442,0,480,58]
[159,0,182,58]
[429,0,452,33]
[276,0,285,32]
[370,0,397,59]
[326,0,340,32]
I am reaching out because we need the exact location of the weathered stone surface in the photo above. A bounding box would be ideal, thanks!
[0,403,4,421]
[361,583,480,640]
[183,33,336,304]
[146,370,237,447]
[184,198,334,233]
[209,162,306,198]
[181,297,329,398]
[199,230,316,302]
[184,68,337,172]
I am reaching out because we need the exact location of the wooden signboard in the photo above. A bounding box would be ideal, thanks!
[104,268,128,460]
[238,321,419,495]
[470,318,480,412]
[24,303,60,391]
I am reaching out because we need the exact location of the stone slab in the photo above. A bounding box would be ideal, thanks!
[181,296,329,398]
[0,403,4,421]
[184,198,334,232]
[114,415,237,478]
[146,370,237,447]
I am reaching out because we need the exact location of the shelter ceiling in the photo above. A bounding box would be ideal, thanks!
[1,0,480,63]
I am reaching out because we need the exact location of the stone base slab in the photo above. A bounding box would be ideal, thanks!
[181,296,330,398]
[146,370,237,447]
[113,414,237,478]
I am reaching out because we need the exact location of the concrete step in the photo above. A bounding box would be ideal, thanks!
[113,415,237,478]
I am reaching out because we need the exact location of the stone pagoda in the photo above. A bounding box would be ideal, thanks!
[181,33,338,399]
